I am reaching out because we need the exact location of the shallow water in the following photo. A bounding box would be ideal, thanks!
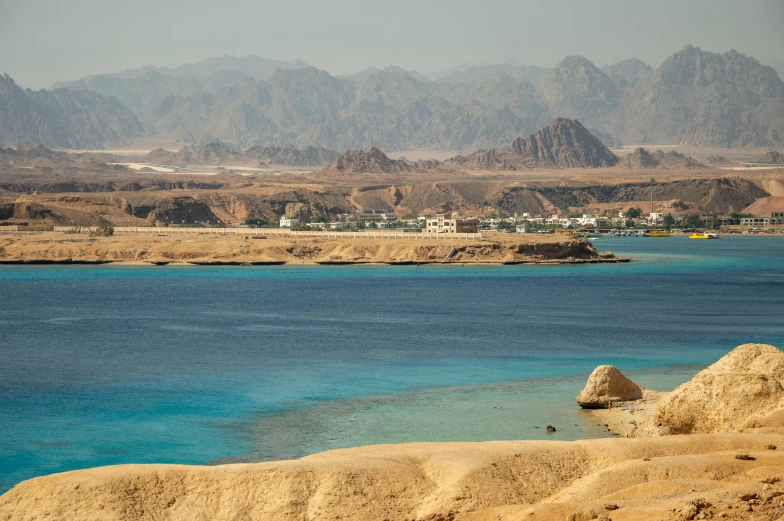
[0,236,783,492]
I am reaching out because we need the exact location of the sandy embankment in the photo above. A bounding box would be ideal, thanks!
[0,232,624,266]
[3,344,784,520]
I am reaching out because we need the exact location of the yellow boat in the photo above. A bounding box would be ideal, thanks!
[649,230,671,237]
[689,232,719,239]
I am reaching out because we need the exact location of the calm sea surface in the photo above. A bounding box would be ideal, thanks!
[1,236,783,492]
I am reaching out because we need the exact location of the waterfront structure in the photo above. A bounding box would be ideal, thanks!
[740,216,784,227]
[426,214,479,234]
[279,217,300,228]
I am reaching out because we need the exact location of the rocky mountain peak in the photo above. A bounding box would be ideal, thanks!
[536,56,619,120]
[326,147,413,173]
[510,118,618,167]
[620,147,659,169]
[448,118,618,170]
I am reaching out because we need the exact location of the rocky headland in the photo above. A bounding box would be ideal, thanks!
[0,232,619,266]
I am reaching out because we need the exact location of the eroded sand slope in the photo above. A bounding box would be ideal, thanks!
[4,345,784,520]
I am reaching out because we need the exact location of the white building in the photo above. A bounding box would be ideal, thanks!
[279,217,300,228]
[329,221,357,230]
[357,210,394,222]
[426,214,479,233]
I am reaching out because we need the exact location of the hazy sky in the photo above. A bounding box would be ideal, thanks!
[2,0,783,89]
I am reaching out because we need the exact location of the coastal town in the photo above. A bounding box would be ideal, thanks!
[3,207,783,235]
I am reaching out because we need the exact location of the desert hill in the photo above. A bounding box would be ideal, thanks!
[742,196,784,217]
[619,147,707,169]
[757,151,784,163]
[141,142,340,167]
[322,147,415,174]
[704,155,734,166]
[447,118,618,170]
[244,146,340,166]
[0,174,769,227]
[619,147,659,168]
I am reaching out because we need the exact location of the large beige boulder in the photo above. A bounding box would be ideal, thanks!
[632,343,784,436]
[576,365,643,409]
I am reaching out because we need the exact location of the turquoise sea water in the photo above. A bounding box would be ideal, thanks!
[1,236,783,492]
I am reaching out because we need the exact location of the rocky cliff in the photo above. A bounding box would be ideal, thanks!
[632,344,784,437]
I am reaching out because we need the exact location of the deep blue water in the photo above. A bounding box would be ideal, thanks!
[1,236,783,492]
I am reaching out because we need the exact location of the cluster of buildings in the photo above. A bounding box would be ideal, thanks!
[274,208,784,233]
[277,211,481,233]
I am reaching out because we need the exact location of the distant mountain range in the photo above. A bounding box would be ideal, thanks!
[0,74,151,149]
[50,55,311,113]
[434,62,548,86]
[2,46,784,151]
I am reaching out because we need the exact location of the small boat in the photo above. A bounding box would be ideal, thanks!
[648,230,671,237]
[689,232,720,239]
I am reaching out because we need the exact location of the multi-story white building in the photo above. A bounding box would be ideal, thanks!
[741,216,783,227]
[357,210,394,222]
[329,221,358,230]
[279,217,300,228]
[426,214,479,234]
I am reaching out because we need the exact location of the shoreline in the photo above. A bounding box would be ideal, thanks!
[4,433,784,520]
[4,346,784,520]
[0,257,630,266]
[0,232,628,266]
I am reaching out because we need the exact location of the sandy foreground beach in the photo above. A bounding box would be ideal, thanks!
[3,344,784,520]
[0,232,621,265]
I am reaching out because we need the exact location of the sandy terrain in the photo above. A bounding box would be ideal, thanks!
[3,344,784,520]
[122,163,176,173]
[722,166,784,171]
[585,390,665,437]
[1,433,783,520]
[0,232,618,265]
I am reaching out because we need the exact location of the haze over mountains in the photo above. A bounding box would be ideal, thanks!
[2,46,784,152]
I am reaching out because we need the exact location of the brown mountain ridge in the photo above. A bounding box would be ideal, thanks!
[447,118,618,170]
